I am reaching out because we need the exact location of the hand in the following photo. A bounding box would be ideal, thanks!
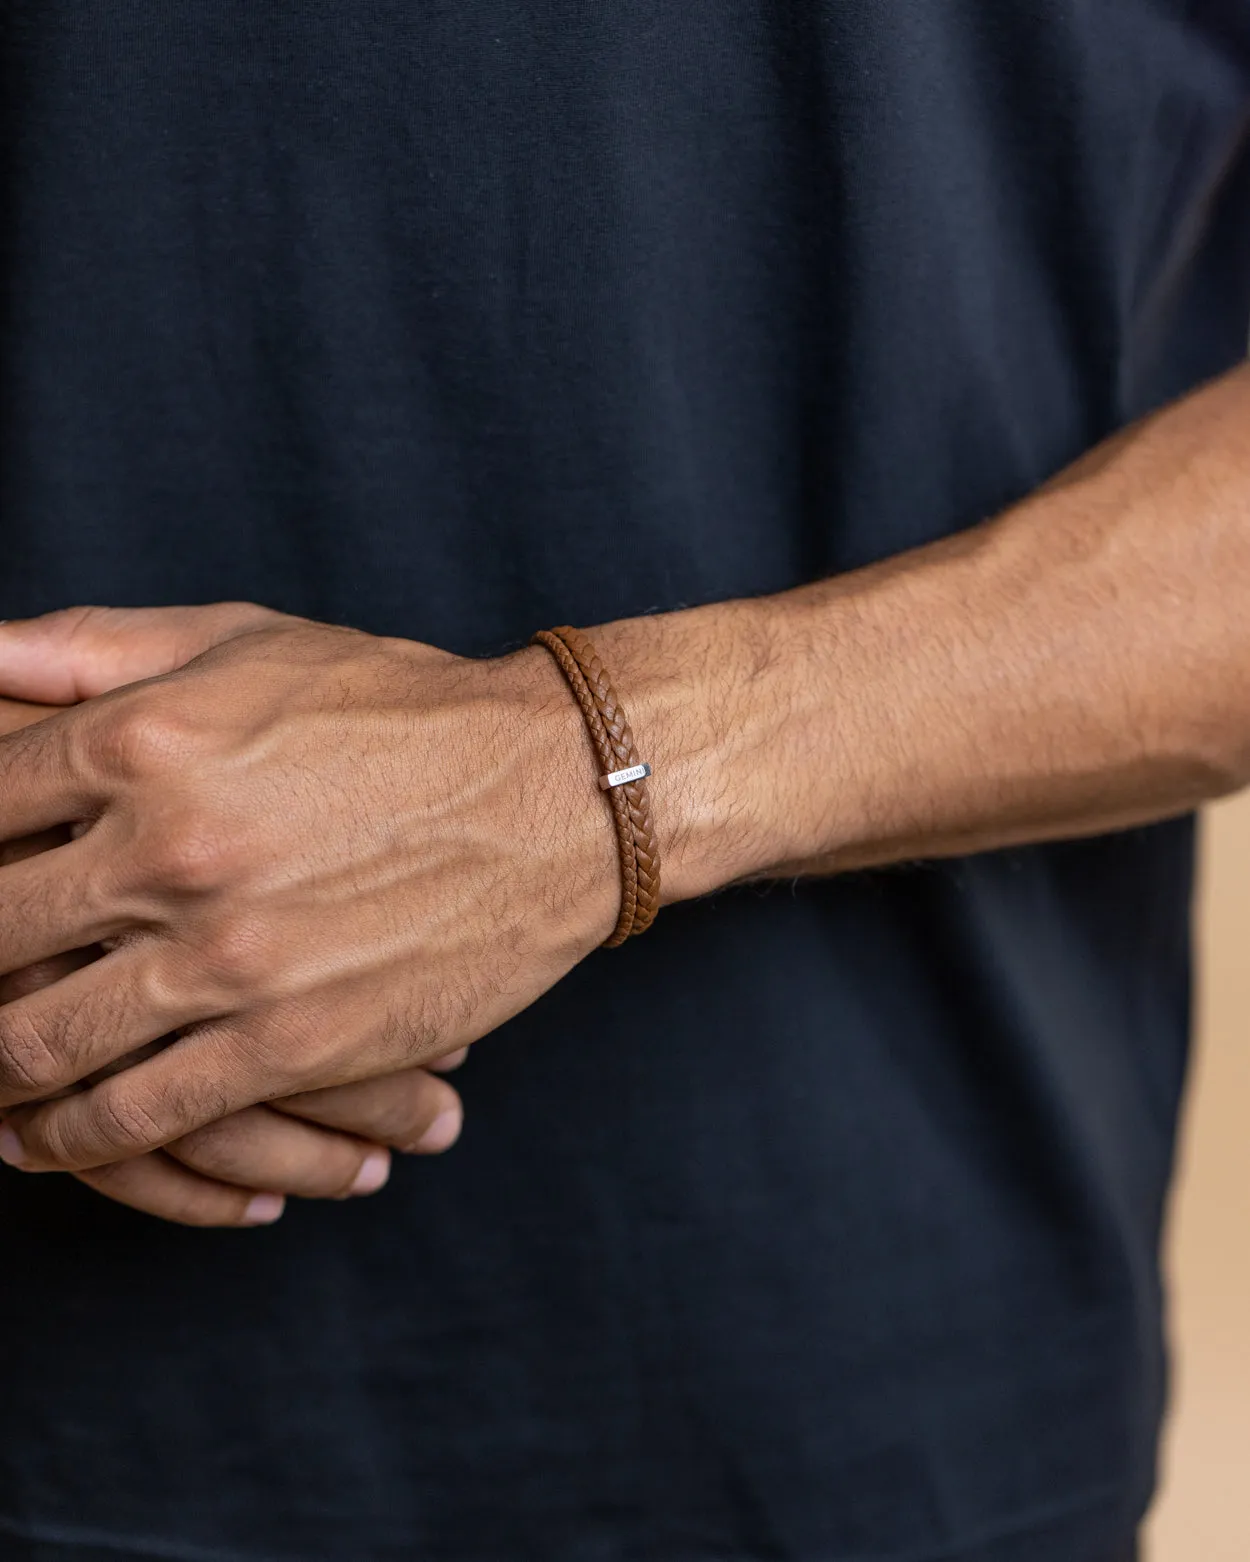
[1,831,467,1228]
[0,690,466,1223]
[70,1065,466,1227]
[0,605,616,1172]
[7,951,465,1229]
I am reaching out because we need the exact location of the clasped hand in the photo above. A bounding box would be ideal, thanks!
[0,605,616,1220]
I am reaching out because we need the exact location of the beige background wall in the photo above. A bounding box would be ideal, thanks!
[1148,794,1250,1558]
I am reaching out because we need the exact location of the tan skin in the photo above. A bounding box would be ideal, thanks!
[0,701,469,1227]
[0,358,1249,1207]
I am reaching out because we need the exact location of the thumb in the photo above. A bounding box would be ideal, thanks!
[0,603,284,703]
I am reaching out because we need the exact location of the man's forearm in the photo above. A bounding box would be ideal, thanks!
[2,364,1249,1172]
[593,361,1250,903]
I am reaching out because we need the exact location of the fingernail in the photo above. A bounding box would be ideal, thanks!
[242,1193,285,1227]
[0,1125,29,1169]
[348,1149,391,1197]
[415,1107,462,1155]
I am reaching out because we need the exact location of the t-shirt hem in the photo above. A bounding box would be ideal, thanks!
[0,1480,1142,1562]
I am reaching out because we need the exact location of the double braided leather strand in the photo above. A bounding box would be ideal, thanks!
[532,626,661,947]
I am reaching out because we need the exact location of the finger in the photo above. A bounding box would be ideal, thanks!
[0,941,212,1110]
[0,704,113,844]
[0,944,105,1109]
[0,826,105,1102]
[167,1105,392,1199]
[0,948,97,1006]
[0,827,92,1000]
[2,1011,448,1170]
[73,1153,286,1228]
[1,1023,284,1169]
[0,831,108,1040]
[0,604,284,703]
[0,827,130,976]
[276,1069,464,1155]
[429,1047,470,1074]
[0,825,74,868]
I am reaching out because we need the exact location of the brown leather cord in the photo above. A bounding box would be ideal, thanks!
[532,626,661,947]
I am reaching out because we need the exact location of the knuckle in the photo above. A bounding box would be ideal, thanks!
[168,1114,238,1165]
[168,1104,254,1174]
[195,915,277,992]
[244,1012,320,1094]
[92,1086,169,1158]
[0,1012,63,1098]
[23,1109,77,1169]
[94,699,203,783]
[161,1058,235,1129]
[145,822,240,896]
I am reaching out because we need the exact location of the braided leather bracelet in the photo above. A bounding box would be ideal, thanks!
[531,626,661,948]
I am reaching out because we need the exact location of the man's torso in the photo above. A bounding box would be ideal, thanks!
[2,4,1248,1558]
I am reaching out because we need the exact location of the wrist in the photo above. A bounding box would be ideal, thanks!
[512,591,832,936]
[587,596,816,905]
[494,643,625,951]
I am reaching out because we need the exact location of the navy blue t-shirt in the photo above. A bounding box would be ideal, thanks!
[3,5,1250,1560]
